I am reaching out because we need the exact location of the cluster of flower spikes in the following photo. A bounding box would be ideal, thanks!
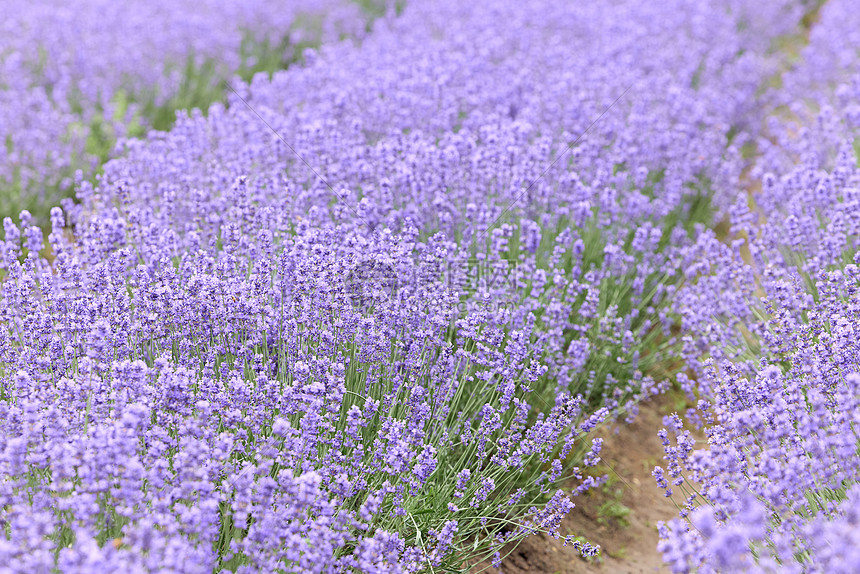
[0,0,371,214]
[1,0,806,571]
[672,0,860,383]
[74,0,801,410]
[660,0,860,570]
[2,206,607,571]
[658,287,860,573]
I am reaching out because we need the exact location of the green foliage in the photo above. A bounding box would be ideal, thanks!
[596,478,631,529]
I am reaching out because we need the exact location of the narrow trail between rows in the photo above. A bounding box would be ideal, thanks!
[494,3,829,572]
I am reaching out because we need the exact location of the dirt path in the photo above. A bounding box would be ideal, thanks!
[499,395,692,574]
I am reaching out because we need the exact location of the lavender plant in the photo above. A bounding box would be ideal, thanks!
[659,271,860,572]
[660,0,860,569]
[0,211,607,571]
[0,0,373,222]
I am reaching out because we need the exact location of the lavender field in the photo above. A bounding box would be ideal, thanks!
[1,0,859,572]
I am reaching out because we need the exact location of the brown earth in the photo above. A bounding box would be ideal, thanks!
[496,395,698,574]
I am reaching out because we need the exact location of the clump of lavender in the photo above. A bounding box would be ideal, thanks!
[0,216,606,570]
[662,0,860,570]
[0,0,372,221]
[658,269,860,572]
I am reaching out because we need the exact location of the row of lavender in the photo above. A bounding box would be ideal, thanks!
[0,0,372,220]
[658,0,860,571]
[0,0,843,572]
